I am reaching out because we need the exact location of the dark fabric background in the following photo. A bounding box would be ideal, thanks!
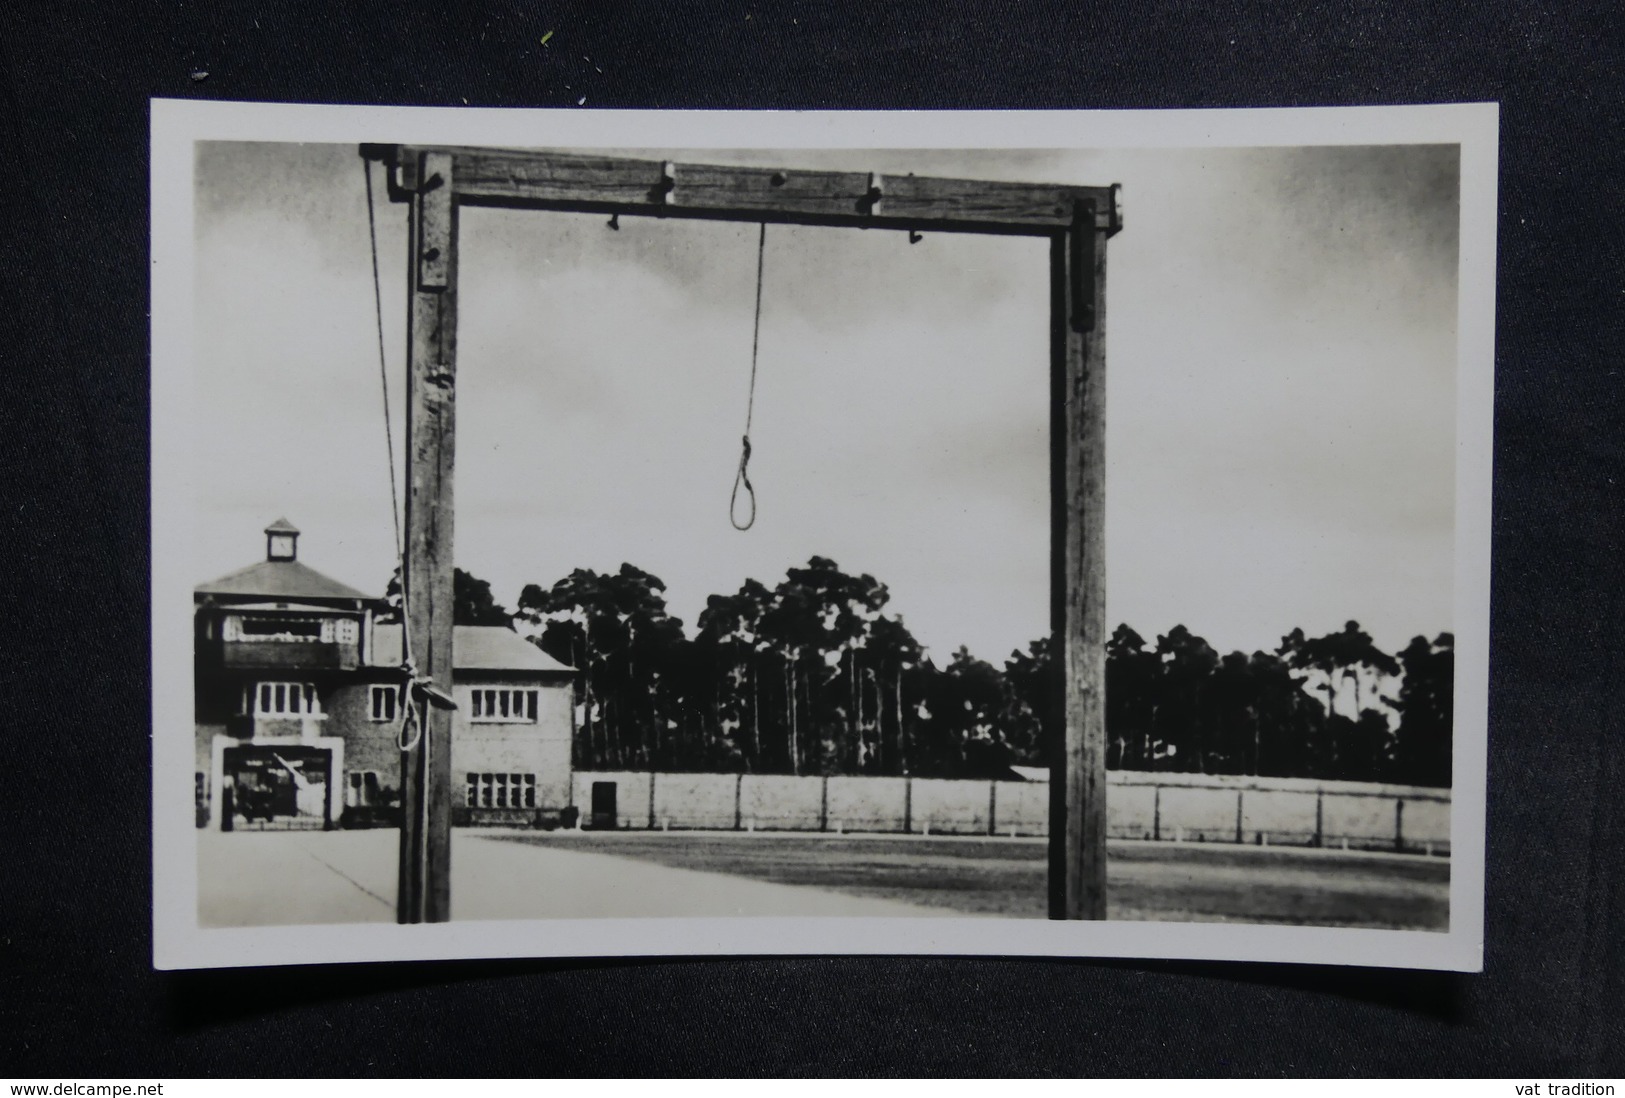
[1,0,1621,1078]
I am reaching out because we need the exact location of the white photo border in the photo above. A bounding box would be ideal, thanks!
[152,99,1496,972]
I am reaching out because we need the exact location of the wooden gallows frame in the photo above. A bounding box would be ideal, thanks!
[360,143,1123,924]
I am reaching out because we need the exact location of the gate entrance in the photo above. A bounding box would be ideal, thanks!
[222,744,333,831]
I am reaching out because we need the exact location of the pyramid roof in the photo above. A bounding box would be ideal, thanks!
[195,559,375,604]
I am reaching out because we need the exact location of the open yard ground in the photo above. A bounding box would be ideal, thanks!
[494,831,1449,930]
[198,827,1448,930]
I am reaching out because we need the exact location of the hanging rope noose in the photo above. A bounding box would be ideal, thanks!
[731,223,767,531]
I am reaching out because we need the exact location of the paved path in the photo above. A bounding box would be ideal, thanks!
[197,829,951,927]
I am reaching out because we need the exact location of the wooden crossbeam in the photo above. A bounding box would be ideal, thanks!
[376,144,1121,237]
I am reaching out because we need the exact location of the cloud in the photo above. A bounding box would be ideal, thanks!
[190,141,1459,660]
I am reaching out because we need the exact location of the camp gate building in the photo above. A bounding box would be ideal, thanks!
[193,520,575,830]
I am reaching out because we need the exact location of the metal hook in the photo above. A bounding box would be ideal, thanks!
[608,213,620,230]
[908,230,923,244]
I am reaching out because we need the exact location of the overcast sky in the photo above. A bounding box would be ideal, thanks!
[192,140,1458,663]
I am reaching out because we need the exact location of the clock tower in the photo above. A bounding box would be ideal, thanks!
[264,517,300,562]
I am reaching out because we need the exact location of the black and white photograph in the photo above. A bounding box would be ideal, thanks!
[151,102,1494,971]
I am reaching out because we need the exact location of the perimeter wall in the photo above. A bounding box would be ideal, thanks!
[569,769,1451,854]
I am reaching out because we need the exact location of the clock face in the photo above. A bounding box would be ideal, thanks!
[269,534,296,559]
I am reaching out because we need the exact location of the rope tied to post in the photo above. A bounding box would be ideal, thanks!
[363,155,461,761]
[394,662,424,753]
[730,223,769,531]
[363,156,429,753]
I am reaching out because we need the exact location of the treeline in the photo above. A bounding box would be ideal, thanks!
[420,559,1453,788]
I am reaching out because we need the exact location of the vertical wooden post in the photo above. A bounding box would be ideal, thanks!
[1049,204,1109,920]
[398,151,458,924]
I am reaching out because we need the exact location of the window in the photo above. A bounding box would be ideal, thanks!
[238,616,324,639]
[466,772,537,809]
[369,685,399,722]
[242,681,321,717]
[470,688,539,722]
[223,615,358,643]
[346,770,382,807]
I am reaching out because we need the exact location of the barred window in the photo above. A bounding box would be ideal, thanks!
[465,772,537,809]
[369,685,399,722]
[346,770,382,807]
[242,681,321,717]
[469,688,539,722]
